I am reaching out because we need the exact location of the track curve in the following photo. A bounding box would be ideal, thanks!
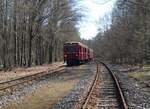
[75,61,128,109]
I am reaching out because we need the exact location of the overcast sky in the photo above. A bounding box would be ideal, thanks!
[77,0,116,39]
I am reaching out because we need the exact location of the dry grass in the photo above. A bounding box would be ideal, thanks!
[129,65,150,80]
[129,72,150,80]
[0,62,63,82]
[2,80,76,109]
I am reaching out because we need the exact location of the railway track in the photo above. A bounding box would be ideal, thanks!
[0,62,128,109]
[76,62,128,109]
[0,65,65,92]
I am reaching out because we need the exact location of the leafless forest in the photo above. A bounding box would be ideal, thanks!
[93,0,150,64]
[0,0,80,68]
[0,0,150,69]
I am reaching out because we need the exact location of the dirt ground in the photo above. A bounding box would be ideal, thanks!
[2,80,76,109]
[0,62,64,82]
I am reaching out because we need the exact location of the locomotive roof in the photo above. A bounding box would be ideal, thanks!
[64,41,89,48]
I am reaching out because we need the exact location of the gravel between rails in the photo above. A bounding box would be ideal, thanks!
[108,64,150,109]
[49,64,97,109]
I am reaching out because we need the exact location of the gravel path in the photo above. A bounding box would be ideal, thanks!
[108,64,150,109]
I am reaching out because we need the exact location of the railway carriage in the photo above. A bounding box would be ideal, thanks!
[64,42,93,66]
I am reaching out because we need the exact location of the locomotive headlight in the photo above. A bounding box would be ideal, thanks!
[64,55,67,57]
[75,54,78,57]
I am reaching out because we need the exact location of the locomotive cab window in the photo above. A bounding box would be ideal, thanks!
[64,45,78,52]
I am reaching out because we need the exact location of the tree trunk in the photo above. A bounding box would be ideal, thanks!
[49,45,53,63]
[28,27,33,67]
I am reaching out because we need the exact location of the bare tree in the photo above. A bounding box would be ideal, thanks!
[0,0,81,69]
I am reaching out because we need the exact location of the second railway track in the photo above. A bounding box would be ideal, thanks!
[76,62,128,109]
[0,65,65,92]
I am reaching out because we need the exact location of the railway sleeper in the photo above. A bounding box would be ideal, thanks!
[97,104,119,109]
[100,88,115,91]
[98,99,118,103]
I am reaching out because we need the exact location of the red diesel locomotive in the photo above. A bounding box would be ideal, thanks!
[64,42,93,66]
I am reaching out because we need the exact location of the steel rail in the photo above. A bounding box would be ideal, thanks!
[99,61,128,109]
[81,63,100,109]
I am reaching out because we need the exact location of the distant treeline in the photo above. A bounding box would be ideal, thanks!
[93,0,150,64]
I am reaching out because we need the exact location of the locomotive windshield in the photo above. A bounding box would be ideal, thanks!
[64,46,77,52]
